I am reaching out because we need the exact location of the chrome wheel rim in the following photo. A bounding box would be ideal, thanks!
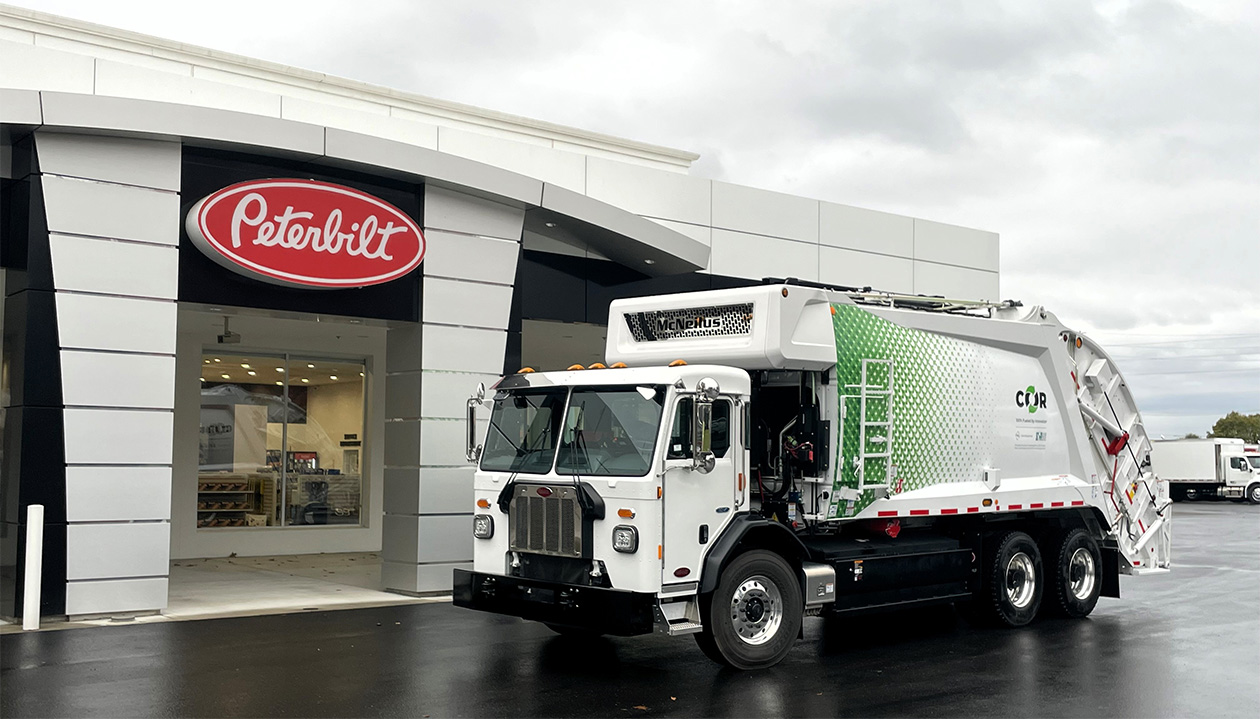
[1005,551,1036,609]
[730,575,783,646]
[1068,547,1096,601]
[1250,486,1260,503]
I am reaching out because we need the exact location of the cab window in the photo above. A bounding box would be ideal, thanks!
[667,398,731,459]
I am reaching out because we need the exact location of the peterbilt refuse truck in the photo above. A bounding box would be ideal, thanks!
[453,280,1172,669]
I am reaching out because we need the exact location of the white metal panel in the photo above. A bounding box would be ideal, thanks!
[438,126,586,192]
[710,229,819,282]
[417,467,475,514]
[420,370,500,418]
[913,218,1000,272]
[94,58,282,117]
[48,234,179,299]
[41,175,179,245]
[420,230,519,286]
[820,201,914,258]
[424,186,526,241]
[644,217,712,250]
[421,277,513,330]
[61,350,175,409]
[65,577,168,616]
[56,293,177,354]
[421,324,507,374]
[0,88,42,124]
[35,133,181,190]
[421,418,487,467]
[65,466,172,522]
[585,156,711,225]
[65,522,171,580]
[381,560,470,593]
[819,245,915,294]
[0,38,94,93]
[913,261,1000,301]
[712,181,819,244]
[417,514,473,563]
[63,408,174,465]
[35,33,194,74]
[281,96,439,150]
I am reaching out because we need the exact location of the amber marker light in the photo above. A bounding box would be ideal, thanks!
[610,362,628,368]
[589,362,607,369]
[668,359,688,367]
[982,498,994,507]
[567,364,586,371]
[617,508,635,519]
[518,367,535,374]
[477,499,491,509]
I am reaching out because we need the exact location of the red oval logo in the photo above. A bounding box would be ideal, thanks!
[185,179,425,289]
[536,487,553,498]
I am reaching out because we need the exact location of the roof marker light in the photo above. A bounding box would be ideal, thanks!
[589,362,607,369]
[669,359,688,367]
[610,362,627,369]
[567,364,586,371]
[518,367,535,374]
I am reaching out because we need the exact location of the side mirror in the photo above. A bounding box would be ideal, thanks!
[691,377,720,474]
[466,383,486,463]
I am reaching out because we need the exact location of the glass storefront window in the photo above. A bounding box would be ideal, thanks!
[198,352,366,529]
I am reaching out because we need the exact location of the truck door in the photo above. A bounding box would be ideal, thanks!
[1225,455,1253,490]
[662,396,737,586]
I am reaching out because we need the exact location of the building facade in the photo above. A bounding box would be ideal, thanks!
[0,6,999,619]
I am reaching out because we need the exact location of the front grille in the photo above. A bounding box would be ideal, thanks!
[622,302,754,342]
[510,485,582,557]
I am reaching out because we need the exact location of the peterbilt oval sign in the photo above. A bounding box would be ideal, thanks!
[185,179,425,289]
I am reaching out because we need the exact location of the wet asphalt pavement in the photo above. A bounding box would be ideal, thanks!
[2,502,1258,718]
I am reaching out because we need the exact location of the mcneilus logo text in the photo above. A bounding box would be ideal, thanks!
[1016,385,1048,414]
[657,315,723,333]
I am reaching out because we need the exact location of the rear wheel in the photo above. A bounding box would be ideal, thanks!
[697,550,802,670]
[977,531,1043,627]
[1184,487,1202,501]
[1045,528,1102,618]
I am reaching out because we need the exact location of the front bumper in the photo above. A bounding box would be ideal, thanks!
[453,569,656,636]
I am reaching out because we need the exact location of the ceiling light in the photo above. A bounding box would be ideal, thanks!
[301,378,310,383]
[221,374,230,379]
[213,358,221,363]
[276,367,284,373]
[275,381,283,386]
[306,363,315,369]
[241,363,251,369]
[644,258,656,265]
[203,359,210,364]
[330,375,338,380]
[545,221,557,228]
[359,372,365,377]
[200,377,206,382]
[247,371,256,376]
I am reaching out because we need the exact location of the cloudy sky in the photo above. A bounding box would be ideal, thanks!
[11,0,1259,437]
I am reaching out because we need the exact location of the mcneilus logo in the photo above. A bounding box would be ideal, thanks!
[657,315,723,334]
[1016,385,1048,414]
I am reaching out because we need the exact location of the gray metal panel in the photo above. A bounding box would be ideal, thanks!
[383,467,421,515]
[385,323,424,374]
[65,466,172,522]
[35,132,181,191]
[322,127,542,206]
[383,419,421,468]
[42,175,179,245]
[537,183,708,275]
[64,577,168,616]
[424,185,526,241]
[48,233,179,298]
[38,91,324,157]
[65,522,171,580]
[384,371,421,419]
[0,88,42,124]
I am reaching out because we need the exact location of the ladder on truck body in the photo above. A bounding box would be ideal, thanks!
[839,359,896,494]
[1074,336,1171,573]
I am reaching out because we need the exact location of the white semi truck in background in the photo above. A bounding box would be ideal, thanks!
[1150,438,1260,503]
[454,280,1172,669]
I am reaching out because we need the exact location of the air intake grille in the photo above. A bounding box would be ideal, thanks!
[510,485,582,557]
[622,302,754,342]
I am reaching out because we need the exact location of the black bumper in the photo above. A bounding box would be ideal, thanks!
[452,569,657,636]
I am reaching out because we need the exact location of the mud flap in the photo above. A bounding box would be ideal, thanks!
[1101,545,1121,598]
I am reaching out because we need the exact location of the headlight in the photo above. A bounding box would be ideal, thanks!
[473,514,494,539]
[612,525,638,553]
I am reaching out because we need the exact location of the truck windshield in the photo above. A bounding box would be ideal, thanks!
[480,388,568,474]
[555,386,665,477]
[1249,456,1260,470]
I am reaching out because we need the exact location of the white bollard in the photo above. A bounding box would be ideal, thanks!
[22,504,44,631]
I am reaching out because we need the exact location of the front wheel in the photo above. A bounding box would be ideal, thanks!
[1045,528,1102,618]
[1246,483,1260,505]
[697,550,802,670]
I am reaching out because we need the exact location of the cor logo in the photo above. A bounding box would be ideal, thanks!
[1016,385,1047,414]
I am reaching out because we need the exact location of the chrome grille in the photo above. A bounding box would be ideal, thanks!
[510,485,582,556]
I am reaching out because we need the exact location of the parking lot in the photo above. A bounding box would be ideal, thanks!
[2,502,1257,718]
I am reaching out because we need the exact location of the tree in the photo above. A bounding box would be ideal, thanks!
[1183,432,1201,439]
[1208,412,1260,444]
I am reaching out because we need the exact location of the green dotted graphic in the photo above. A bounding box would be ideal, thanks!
[828,304,999,518]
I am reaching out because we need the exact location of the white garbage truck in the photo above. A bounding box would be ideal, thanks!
[1150,437,1260,503]
[453,280,1172,669]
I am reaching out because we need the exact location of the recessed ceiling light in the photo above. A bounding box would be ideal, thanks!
[203,359,210,364]
[545,221,557,228]
[221,374,230,379]
[330,375,338,380]
[359,372,365,377]
[213,358,221,363]
[241,363,251,369]
[301,378,310,383]
[247,371,256,376]
[307,363,315,369]
[275,381,283,386]
[644,258,656,265]
[200,377,206,382]
[276,367,284,373]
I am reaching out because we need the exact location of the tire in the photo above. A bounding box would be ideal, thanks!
[977,531,1043,627]
[1169,486,1186,502]
[1045,528,1102,618]
[1184,488,1201,501]
[1247,483,1260,505]
[697,550,802,670]
[543,623,602,638]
